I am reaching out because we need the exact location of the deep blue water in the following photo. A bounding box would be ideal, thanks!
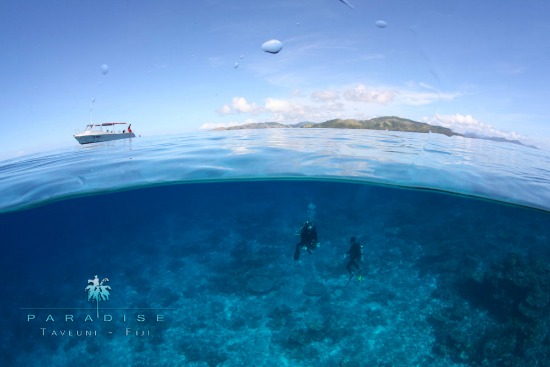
[1,130,550,366]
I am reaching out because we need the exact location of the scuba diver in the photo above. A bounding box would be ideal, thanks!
[293,220,319,260]
[345,236,363,284]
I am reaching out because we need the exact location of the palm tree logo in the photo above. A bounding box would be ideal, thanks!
[85,275,111,318]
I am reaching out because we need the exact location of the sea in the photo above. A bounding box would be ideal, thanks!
[0,129,549,367]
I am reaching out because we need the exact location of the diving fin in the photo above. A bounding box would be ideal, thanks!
[345,273,362,287]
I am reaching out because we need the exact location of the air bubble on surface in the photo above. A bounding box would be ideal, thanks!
[261,39,283,54]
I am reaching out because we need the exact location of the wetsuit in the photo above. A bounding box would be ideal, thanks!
[293,222,318,260]
[346,238,362,275]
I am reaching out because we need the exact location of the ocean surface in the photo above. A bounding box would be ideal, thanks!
[1,129,549,366]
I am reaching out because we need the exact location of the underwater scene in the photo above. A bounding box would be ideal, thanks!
[1,130,550,367]
[2,1,550,366]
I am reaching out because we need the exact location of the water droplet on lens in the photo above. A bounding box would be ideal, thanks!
[375,20,387,28]
[234,62,239,68]
[76,175,86,186]
[338,0,354,9]
[100,64,109,75]
[261,39,283,54]
[240,54,244,59]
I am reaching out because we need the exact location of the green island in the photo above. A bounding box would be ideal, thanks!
[213,116,533,147]
[213,116,459,137]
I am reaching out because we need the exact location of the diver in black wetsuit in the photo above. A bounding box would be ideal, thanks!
[293,220,318,260]
[346,236,362,281]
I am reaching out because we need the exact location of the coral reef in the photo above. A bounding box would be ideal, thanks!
[428,252,550,366]
[3,180,550,366]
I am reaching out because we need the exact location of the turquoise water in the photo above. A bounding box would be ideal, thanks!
[2,129,549,213]
[1,130,550,366]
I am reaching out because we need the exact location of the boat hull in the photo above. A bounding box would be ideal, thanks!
[74,132,136,145]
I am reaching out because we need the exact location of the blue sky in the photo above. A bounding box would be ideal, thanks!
[1,0,549,157]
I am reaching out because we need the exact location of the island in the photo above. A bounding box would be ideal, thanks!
[213,116,534,148]
[213,116,460,137]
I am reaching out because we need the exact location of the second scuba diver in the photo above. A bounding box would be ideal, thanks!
[346,236,363,283]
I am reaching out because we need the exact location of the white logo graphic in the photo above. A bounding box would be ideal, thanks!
[85,275,111,318]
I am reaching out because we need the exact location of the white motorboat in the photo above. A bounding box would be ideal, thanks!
[74,122,135,144]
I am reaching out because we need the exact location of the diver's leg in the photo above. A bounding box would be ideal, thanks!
[352,261,362,281]
[346,260,353,275]
[293,244,301,260]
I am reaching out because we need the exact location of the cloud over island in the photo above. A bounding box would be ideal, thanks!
[216,82,460,122]
[205,84,535,147]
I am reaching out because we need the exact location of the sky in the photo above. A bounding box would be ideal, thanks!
[1,0,549,157]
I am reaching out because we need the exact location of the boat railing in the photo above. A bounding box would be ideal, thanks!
[74,124,133,135]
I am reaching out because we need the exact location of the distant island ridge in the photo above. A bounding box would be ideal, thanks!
[213,116,532,148]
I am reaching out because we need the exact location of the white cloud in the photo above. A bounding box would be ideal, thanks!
[395,81,461,105]
[200,122,238,130]
[232,97,260,113]
[265,98,309,121]
[215,80,463,126]
[429,114,491,134]
[418,82,436,90]
[218,104,232,115]
[343,84,395,104]
[323,101,345,112]
[200,119,258,130]
[426,113,524,141]
[311,90,339,102]
[398,90,459,106]
[265,98,294,113]
[217,97,261,115]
